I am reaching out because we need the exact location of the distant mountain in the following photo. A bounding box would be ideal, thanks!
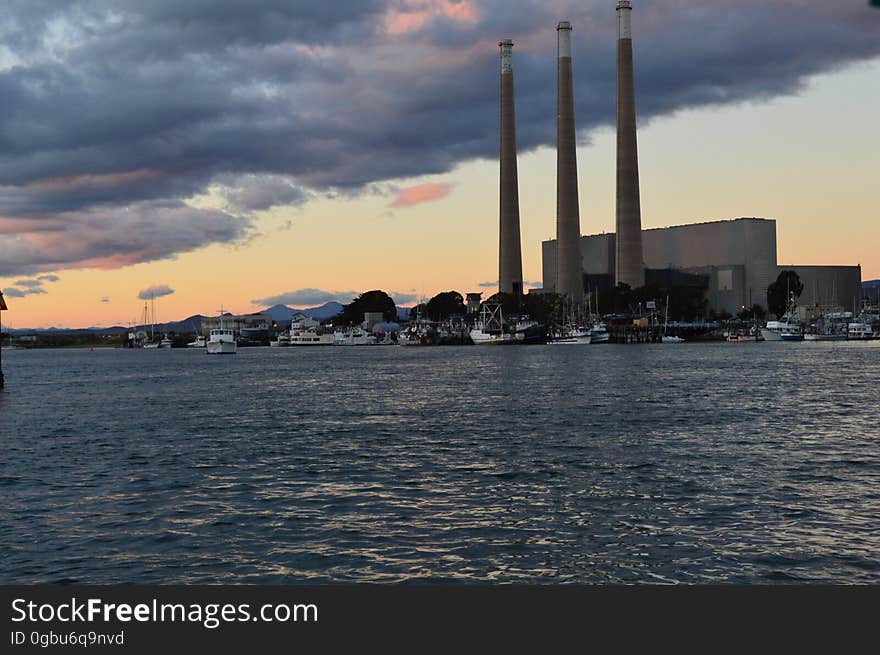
[863,279,880,289]
[261,302,343,322]
[397,307,412,320]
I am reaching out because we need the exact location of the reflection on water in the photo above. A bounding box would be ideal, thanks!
[1,343,878,583]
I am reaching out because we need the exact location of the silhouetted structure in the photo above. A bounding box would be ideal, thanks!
[555,21,584,302]
[615,1,645,288]
[498,39,523,296]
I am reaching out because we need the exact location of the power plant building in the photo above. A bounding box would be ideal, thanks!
[541,217,861,316]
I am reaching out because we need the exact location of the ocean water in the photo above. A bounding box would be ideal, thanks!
[1,343,878,584]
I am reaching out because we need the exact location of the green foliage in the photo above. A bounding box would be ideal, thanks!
[425,291,466,320]
[766,270,803,318]
[335,290,397,325]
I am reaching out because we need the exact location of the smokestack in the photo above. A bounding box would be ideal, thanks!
[555,21,583,302]
[498,39,523,297]
[615,1,645,288]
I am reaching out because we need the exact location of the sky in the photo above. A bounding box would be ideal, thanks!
[1,0,878,328]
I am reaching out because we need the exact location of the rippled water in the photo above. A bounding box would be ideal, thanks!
[1,343,878,584]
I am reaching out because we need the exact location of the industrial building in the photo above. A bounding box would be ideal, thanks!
[541,217,862,316]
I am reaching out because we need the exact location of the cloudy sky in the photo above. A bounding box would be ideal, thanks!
[1,0,878,326]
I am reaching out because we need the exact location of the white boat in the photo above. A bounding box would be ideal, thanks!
[548,324,591,345]
[470,305,521,345]
[761,295,803,342]
[187,335,206,348]
[269,332,290,347]
[660,296,684,343]
[590,322,609,344]
[334,327,376,346]
[158,334,173,348]
[847,322,875,340]
[206,310,237,354]
[290,328,335,346]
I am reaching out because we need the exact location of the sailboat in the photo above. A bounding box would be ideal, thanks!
[661,296,684,343]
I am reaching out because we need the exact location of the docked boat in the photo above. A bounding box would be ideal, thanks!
[662,335,685,344]
[187,335,206,348]
[590,322,609,344]
[289,328,335,346]
[847,321,875,340]
[334,327,377,346]
[548,323,591,345]
[269,332,291,347]
[470,305,521,345]
[158,334,173,348]
[761,296,803,341]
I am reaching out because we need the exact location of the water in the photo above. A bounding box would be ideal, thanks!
[1,343,878,584]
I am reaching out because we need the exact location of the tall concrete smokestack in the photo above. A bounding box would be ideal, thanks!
[555,21,583,302]
[498,39,523,297]
[615,1,645,288]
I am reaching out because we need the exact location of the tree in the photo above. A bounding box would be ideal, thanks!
[523,292,563,326]
[425,291,466,320]
[766,270,803,318]
[335,290,397,325]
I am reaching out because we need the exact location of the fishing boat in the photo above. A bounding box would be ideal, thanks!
[206,309,237,354]
[334,327,377,346]
[847,321,875,341]
[761,295,803,342]
[470,305,520,345]
[589,322,609,344]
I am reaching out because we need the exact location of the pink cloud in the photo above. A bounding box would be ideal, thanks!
[390,183,453,209]
[384,0,477,35]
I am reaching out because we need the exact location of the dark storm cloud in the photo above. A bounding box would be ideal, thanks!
[1,1,878,276]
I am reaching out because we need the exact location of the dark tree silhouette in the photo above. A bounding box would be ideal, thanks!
[335,290,397,325]
[767,270,803,318]
[425,291,466,320]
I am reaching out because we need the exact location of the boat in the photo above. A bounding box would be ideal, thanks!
[187,335,206,348]
[158,334,173,348]
[470,305,520,345]
[589,322,609,344]
[269,332,290,347]
[206,309,237,354]
[761,295,803,342]
[289,328,335,346]
[847,321,875,341]
[334,327,377,346]
[548,327,591,345]
[660,296,684,343]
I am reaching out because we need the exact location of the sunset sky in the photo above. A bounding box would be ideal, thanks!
[1,1,878,328]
